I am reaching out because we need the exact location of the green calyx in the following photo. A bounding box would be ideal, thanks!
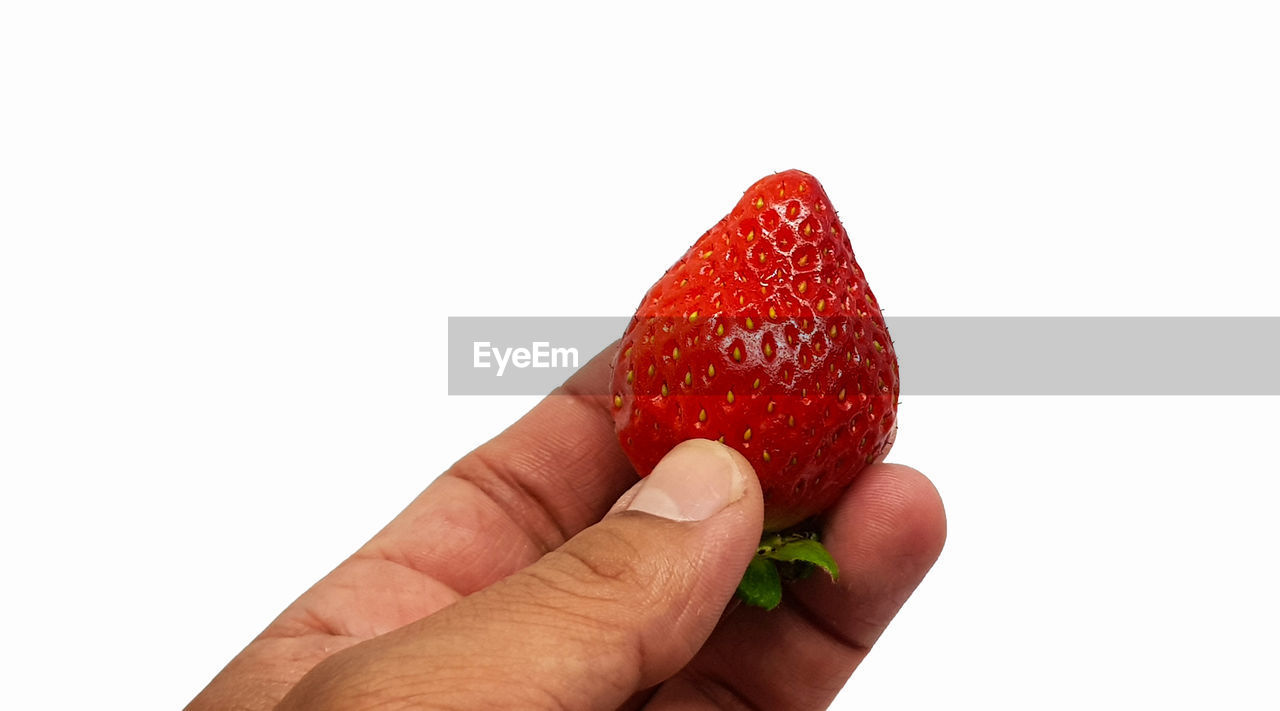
[735,527,840,611]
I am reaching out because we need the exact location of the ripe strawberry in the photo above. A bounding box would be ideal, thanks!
[610,170,898,541]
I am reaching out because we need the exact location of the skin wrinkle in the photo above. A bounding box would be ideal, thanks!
[420,559,649,706]
[661,671,767,711]
[349,545,468,603]
[477,430,603,532]
[846,485,917,554]
[272,555,463,642]
[798,465,948,647]
[516,566,634,628]
[438,362,635,558]
[346,652,533,711]
[451,449,572,552]
[540,547,639,603]
[495,396,619,471]
[647,525,740,659]
[783,594,873,659]
[614,508,766,680]
[603,526,719,683]
[793,587,891,654]
[295,604,348,640]
[396,476,544,591]
[486,507,754,704]
[314,558,457,638]
[518,540,665,695]
[207,638,344,710]
[381,612,596,711]
[357,474,546,595]
[463,609,640,711]
[619,689,659,711]
[696,604,859,711]
[495,417,636,529]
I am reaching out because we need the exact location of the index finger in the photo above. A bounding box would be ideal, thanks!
[358,341,639,594]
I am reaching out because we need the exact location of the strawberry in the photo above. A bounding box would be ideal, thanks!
[609,170,898,608]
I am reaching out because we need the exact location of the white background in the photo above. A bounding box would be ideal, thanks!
[2,2,1279,708]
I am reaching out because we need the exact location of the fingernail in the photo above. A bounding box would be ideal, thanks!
[625,439,748,521]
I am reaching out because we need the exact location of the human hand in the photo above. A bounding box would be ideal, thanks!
[188,347,946,710]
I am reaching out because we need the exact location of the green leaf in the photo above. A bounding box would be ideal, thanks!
[737,556,783,610]
[763,539,840,582]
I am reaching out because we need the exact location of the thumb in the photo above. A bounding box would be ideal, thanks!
[278,439,764,711]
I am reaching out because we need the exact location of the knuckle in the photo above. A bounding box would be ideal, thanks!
[526,534,641,606]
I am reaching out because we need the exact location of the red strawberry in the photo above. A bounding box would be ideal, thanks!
[610,170,898,537]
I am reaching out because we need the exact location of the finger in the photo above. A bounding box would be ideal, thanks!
[276,440,765,711]
[360,341,638,595]
[190,345,637,709]
[644,464,946,710]
[249,344,631,657]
